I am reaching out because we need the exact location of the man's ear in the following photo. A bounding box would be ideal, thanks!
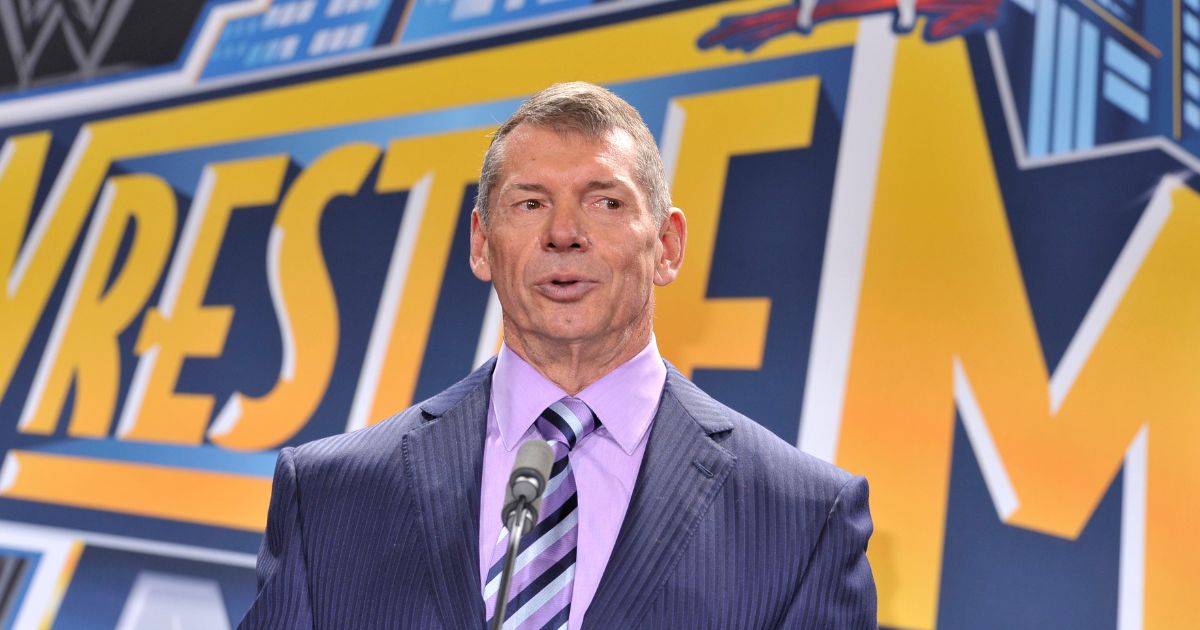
[654,207,686,286]
[469,209,492,282]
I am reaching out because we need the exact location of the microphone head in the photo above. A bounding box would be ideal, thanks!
[502,439,555,529]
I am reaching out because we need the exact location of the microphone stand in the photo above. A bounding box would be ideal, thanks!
[491,496,531,630]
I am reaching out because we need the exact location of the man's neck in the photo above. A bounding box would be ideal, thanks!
[502,319,653,395]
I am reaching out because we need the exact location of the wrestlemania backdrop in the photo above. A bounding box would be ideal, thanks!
[0,0,1197,628]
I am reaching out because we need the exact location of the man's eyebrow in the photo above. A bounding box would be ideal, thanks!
[583,180,624,192]
[509,182,549,193]
[506,180,628,193]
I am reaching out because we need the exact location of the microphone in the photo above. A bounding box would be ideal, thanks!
[501,439,554,530]
[491,439,554,630]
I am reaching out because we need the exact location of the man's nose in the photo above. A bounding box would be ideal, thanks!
[543,204,588,252]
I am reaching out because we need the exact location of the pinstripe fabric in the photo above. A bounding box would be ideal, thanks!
[239,359,876,629]
[582,371,876,629]
[238,363,491,629]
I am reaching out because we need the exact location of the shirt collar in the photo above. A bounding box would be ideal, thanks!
[491,337,666,455]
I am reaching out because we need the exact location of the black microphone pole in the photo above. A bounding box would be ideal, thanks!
[492,497,529,630]
[491,440,554,630]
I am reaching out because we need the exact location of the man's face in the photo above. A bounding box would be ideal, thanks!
[469,123,685,351]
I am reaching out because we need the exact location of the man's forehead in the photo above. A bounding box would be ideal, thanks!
[509,179,627,193]
[496,125,639,184]
[505,122,636,153]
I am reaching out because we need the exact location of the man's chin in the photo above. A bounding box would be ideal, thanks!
[517,320,616,348]
[508,311,648,352]
[535,326,605,345]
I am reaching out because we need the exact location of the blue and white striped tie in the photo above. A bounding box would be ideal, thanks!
[483,397,599,630]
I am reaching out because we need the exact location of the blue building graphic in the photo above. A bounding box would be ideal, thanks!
[398,0,594,42]
[998,0,1200,162]
[198,0,614,76]
[203,0,394,78]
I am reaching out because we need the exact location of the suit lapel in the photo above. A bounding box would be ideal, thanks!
[404,363,493,629]
[583,367,737,627]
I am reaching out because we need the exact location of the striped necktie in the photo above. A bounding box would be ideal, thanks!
[484,397,599,630]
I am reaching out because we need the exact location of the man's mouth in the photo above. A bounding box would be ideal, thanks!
[536,277,596,301]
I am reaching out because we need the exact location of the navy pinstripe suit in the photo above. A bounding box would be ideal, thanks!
[238,359,877,629]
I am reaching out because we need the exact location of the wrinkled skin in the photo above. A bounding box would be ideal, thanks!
[470,124,687,393]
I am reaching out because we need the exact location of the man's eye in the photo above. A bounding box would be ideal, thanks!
[602,198,621,210]
[522,200,542,210]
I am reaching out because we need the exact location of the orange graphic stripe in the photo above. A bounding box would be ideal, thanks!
[1,451,271,532]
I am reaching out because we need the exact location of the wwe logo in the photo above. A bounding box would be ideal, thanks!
[0,0,135,89]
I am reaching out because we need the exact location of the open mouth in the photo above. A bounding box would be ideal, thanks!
[537,277,596,301]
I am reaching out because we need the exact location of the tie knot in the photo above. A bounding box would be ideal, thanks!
[537,397,599,450]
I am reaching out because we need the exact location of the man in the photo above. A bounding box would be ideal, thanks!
[239,82,876,629]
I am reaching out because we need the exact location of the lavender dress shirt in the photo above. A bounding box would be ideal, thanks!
[478,339,665,630]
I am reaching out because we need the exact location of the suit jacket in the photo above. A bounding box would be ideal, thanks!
[238,359,876,629]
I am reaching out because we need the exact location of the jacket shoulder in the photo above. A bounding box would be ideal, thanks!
[664,365,854,501]
[288,358,496,476]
